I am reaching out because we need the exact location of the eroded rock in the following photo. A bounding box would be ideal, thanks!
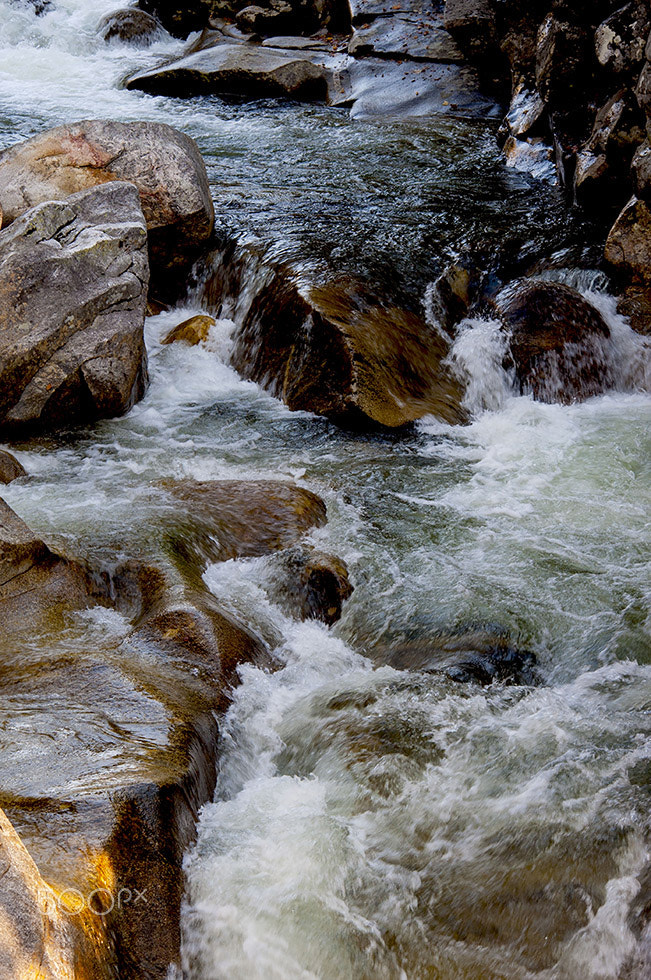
[492,278,613,402]
[0,120,214,302]
[0,182,149,435]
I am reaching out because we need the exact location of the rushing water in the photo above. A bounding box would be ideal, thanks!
[1,2,651,979]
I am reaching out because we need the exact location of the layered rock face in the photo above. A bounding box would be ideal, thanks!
[0,120,214,302]
[0,182,149,435]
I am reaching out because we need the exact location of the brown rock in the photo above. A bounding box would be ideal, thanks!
[492,278,612,402]
[161,479,328,567]
[161,313,216,346]
[265,546,353,625]
[0,448,26,484]
[0,120,214,302]
[230,270,466,428]
[0,182,149,435]
[0,807,88,980]
[632,139,651,200]
[617,284,651,333]
[605,196,651,283]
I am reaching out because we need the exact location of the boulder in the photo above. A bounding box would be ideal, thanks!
[227,270,466,428]
[0,120,214,302]
[0,808,87,980]
[378,624,539,686]
[161,313,216,345]
[0,182,149,435]
[492,278,613,402]
[443,0,498,61]
[617,284,651,334]
[595,1,650,75]
[348,12,464,62]
[264,546,353,624]
[0,449,26,484]
[98,8,165,45]
[636,57,651,118]
[160,479,328,566]
[536,13,595,109]
[605,196,651,283]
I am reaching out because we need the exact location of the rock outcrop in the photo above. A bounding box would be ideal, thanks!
[491,278,613,402]
[0,182,149,435]
[0,120,214,302]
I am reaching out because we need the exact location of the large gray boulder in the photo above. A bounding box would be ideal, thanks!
[0,120,214,301]
[0,182,149,435]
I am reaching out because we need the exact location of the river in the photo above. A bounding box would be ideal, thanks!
[1,2,650,978]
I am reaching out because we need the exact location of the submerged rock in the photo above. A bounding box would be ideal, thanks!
[98,7,165,45]
[492,278,612,402]
[265,546,353,625]
[0,449,26,484]
[226,269,466,428]
[0,120,214,302]
[161,313,216,346]
[380,625,539,686]
[0,182,149,435]
[161,479,328,566]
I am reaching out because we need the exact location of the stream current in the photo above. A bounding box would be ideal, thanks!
[1,2,651,978]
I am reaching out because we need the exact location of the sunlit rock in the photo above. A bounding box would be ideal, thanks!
[0,120,214,302]
[0,183,149,435]
[161,314,217,346]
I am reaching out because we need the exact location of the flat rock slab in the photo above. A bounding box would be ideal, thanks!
[126,42,350,102]
[349,12,463,61]
[347,0,438,19]
[0,182,149,435]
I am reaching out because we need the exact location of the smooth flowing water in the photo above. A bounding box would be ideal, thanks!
[1,3,651,979]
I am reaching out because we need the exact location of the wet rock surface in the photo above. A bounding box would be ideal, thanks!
[0,182,149,436]
[0,449,26,484]
[377,624,539,686]
[492,278,613,403]
[0,120,214,303]
[0,479,345,979]
[98,7,165,45]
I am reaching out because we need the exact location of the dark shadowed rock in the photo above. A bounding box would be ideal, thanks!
[492,278,613,402]
[379,624,539,686]
[595,1,650,75]
[536,12,594,109]
[0,120,214,302]
[227,269,466,428]
[0,449,26,484]
[137,0,216,37]
[574,88,646,206]
[264,546,353,624]
[99,7,165,45]
[444,0,498,61]
[0,182,149,435]
[605,196,651,283]
[632,141,651,200]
